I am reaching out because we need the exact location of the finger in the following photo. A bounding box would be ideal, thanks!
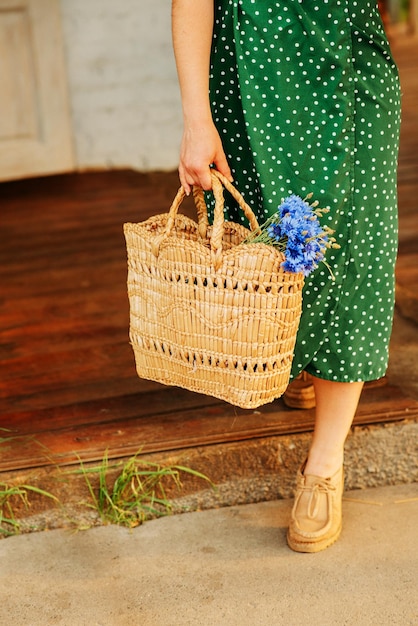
[197,166,213,191]
[215,164,233,182]
[180,164,213,192]
[213,153,233,182]
[178,165,192,196]
[185,166,213,191]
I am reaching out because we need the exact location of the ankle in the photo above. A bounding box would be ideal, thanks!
[304,450,344,478]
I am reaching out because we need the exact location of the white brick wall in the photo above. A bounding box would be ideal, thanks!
[60,0,182,171]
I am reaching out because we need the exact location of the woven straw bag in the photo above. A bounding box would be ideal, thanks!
[124,170,304,409]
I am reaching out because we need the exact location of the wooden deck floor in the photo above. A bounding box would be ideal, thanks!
[1,38,417,473]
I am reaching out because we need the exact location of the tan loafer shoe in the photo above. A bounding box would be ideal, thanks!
[283,372,316,409]
[287,462,344,553]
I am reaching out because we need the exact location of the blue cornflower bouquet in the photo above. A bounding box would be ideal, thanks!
[242,194,339,277]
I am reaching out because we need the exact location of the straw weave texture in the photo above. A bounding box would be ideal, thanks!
[124,171,304,409]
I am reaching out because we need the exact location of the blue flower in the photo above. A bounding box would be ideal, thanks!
[267,222,283,242]
[279,195,311,220]
[243,193,335,277]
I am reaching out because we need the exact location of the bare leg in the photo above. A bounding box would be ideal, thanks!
[304,378,364,477]
[287,377,365,551]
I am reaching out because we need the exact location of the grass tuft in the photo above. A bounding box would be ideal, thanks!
[73,451,213,528]
[0,482,58,537]
[0,431,59,536]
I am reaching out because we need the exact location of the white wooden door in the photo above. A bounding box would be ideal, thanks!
[0,0,74,181]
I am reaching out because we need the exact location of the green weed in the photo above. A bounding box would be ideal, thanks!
[0,482,58,537]
[0,432,213,534]
[73,451,213,528]
[0,431,59,536]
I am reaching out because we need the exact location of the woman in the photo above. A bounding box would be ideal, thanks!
[171,0,401,552]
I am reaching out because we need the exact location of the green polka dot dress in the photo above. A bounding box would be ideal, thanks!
[209,0,401,383]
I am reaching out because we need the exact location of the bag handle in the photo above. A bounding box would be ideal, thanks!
[152,170,261,269]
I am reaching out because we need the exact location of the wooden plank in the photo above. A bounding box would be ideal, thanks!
[0,346,141,412]
[0,387,220,435]
[0,383,416,472]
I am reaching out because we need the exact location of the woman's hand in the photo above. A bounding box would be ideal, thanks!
[179,119,233,195]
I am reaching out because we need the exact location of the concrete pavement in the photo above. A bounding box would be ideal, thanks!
[1,482,417,626]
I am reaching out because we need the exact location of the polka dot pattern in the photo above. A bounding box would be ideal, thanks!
[208,0,401,383]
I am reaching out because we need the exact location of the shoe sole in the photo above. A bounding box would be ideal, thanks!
[286,523,342,553]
